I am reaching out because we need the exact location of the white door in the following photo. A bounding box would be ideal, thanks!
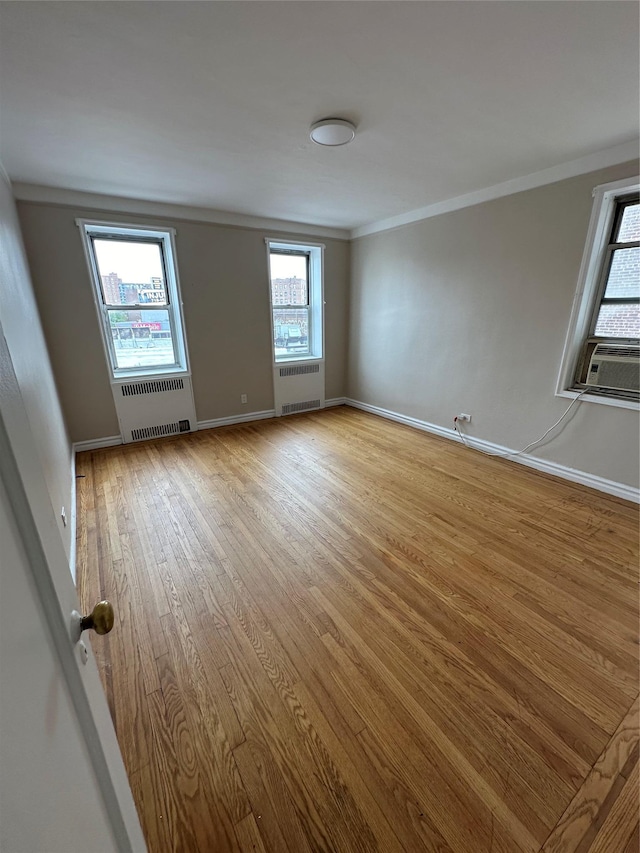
[0,330,146,853]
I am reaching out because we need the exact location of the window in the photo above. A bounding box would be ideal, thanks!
[591,196,639,339]
[267,240,324,361]
[558,177,640,406]
[78,221,190,378]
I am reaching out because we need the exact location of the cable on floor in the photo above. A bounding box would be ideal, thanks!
[453,389,589,460]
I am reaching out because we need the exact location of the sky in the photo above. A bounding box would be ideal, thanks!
[269,253,307,280]
[94,238,308,283]
[94,240,164,283]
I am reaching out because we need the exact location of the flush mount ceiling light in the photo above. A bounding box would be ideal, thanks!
[309,118,356,146]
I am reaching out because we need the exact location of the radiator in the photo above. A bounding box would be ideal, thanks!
[273,361,325,416]
[112,376,197,443]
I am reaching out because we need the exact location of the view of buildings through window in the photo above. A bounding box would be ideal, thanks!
[269,252,310,356]
[593,200,640,339]
[93,239,177,370]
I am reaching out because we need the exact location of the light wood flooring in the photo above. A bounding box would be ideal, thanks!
[77,406,639,853]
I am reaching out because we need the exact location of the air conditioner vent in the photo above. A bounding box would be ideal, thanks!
[587,342,640,392]
[131,422,182,442]
[593,344,639,359]
[121,378,185,396]
[281,400,321,415]
[280,364,320,378]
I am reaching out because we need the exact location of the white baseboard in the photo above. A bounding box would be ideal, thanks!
[198,409,276,431]
[198,401,346,429]
[73,408,278,450]
[73,435,123,453]
[346,398,640,504]
[72,401,346,451]
[70,400,638,502]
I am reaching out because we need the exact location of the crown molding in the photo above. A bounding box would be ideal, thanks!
[10,139,639,242]
[11,183,350,241]
[351,139,640,239]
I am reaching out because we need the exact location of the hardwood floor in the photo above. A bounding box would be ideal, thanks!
[76,406,639,853]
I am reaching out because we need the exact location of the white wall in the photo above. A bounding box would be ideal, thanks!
[348,161,639,492]
[0,168,73,564]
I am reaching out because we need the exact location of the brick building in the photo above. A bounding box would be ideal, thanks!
[271,276,306,305]
[595,204,639,338]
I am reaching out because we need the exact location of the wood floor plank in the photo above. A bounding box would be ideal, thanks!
[586,760,639,853]
[289,678,408,853]
[219,607,386,853]
[233,812,268,853]
[230,738,297,853]
[622,821,639,853]
[299,477,631,731]
[312,585,543,852]
[144,689,202,853]
[316,538,592,792]
[316,557,571,818]
[354,541,609,767]
[541,697,639,853]
[160,609,250,831]
[150,669,229,853]
[218,629,328,853]
[76,407,639,853]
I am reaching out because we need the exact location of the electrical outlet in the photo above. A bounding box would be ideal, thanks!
[61,506,67,526]
[240,394,247,404]
[458,413,472,423]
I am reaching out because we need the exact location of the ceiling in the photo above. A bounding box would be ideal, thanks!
[0,1,638,232]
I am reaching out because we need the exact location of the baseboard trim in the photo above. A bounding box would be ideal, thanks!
[72,401,346,450]
[198,409,276,431]
[73,435,123,453]
[345,398,639,504]
[72,409,278,449]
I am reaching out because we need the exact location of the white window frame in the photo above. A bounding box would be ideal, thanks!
[77,220,191,381]
[556,176,640,410]
[265,238,325,363]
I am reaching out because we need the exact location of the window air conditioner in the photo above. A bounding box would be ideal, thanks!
[586,342,640,392]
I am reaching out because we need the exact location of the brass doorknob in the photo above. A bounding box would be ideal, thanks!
[80,600,115,635]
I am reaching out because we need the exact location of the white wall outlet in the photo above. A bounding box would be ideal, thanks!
[458,413,472,422]
[240,394,248,404]
[61,506,67,526]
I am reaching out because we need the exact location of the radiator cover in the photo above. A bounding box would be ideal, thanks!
[273,361,325,416]
[113,376,197,443]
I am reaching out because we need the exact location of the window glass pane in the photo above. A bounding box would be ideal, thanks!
[93,239,168,305]
[273,308,309,355]
[615,202,640,243]
[269,253,308,305]
[594,303,640,338]
[108,309,176,369]
[603,247,640,299]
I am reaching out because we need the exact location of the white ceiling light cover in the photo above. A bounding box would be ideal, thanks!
[310,119,356,146]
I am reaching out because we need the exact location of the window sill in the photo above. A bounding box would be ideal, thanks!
[556,388,639,411]
[111,365,190,383]
[274,355,324,365]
